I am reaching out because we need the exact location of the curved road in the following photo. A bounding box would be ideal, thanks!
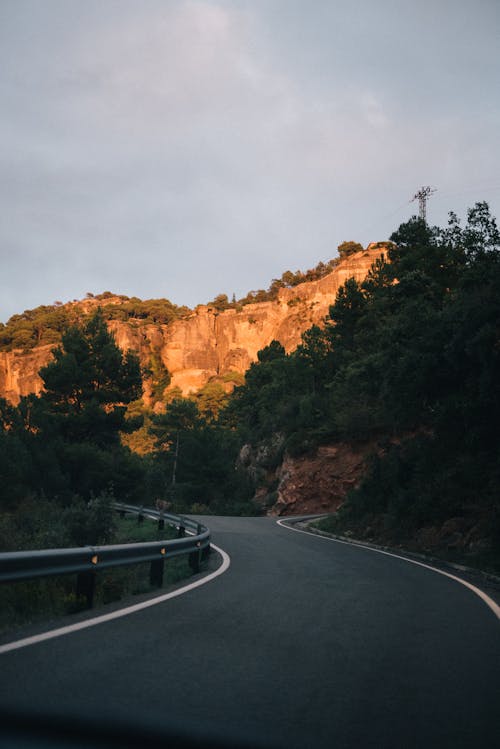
[1,516,499,748]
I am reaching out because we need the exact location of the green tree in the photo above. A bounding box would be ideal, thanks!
[151,398,202,489]
[257,340,286,363]
[195,381,230,421]
[40,310,141,445]
[209,293,230,311]
[4,311,147,505]
[227,341,291,441]
[337,241,363,259]
[328,278,367,353]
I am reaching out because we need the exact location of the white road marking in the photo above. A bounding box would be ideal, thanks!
[0,543,230,654]
[277,518,500,622]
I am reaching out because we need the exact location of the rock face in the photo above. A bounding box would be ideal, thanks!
[0,345,53,404]
[270,442,375,516]
[166,247,381,393]
[0,246,385,404]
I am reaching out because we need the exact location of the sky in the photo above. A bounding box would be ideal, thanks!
[1,0,499,323]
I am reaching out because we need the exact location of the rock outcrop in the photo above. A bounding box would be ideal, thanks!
[0,246,385,404]
[271,443,375,516]
[0,345,53,404]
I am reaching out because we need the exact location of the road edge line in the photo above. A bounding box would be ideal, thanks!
[0,543,230,655]
[277,518,500,622]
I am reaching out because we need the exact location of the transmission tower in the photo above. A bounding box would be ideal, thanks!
[411,186,436,222]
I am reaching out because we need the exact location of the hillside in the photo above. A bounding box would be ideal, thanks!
[0,246,384,407]
[227,204,500,572]
[1,204,500,577]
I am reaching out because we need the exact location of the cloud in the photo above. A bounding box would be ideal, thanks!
[360,92,389,129]
[65,3,266,137]
[0,0,499,321]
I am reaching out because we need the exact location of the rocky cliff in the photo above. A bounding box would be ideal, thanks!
[271,442,376,516]
[240,436,375,517]
[0,344,55,404]
[0,246,384,405]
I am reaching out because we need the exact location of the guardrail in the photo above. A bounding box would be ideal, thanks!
[0,503,211,608]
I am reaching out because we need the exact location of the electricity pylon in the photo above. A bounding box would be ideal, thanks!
[411,186,436,222]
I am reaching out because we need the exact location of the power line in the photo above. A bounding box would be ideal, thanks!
[433,185,500,200]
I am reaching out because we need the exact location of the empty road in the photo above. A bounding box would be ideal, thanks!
[1,516,499,748]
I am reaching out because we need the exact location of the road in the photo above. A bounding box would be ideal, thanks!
[0,516,499,748]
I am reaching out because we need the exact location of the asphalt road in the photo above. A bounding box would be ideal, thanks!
[0,516,499,749]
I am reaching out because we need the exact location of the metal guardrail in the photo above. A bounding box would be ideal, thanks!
[0,503,211,607]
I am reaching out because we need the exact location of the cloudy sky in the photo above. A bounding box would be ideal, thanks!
[1,0,499,323]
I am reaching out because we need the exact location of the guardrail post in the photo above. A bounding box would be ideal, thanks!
[149,558,164,587]
[188,551,200,573]
[158,512,165,532]
[76,571,96,608]
[202,544,211,561]
[189,544,202,572]
[138,507,144,525]
[177,523,185,538]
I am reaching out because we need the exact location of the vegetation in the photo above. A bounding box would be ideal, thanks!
[0,510,191,634]
[337,241,364,258]
[1,204,499,577]
[0,244,364,353]
[149,397,255,515]
[0,310,145,518]
[223,202,500,570]
[0,294,190,353]
[103,296,190,325]
[0,310,238,629]
[206,243,374,312]
[0,304,73,351]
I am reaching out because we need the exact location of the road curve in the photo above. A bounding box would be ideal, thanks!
[1,516,499,748]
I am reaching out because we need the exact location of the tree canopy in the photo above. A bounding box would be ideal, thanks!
[224,203,500,560]
[337,240,364,258]
[40,310,142,445]
[2,202,499,569]
[0,311,145,513]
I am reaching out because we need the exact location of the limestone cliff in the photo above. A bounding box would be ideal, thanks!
[0,246,385,405]
[0,345,53,404]
[163,245,383,394]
